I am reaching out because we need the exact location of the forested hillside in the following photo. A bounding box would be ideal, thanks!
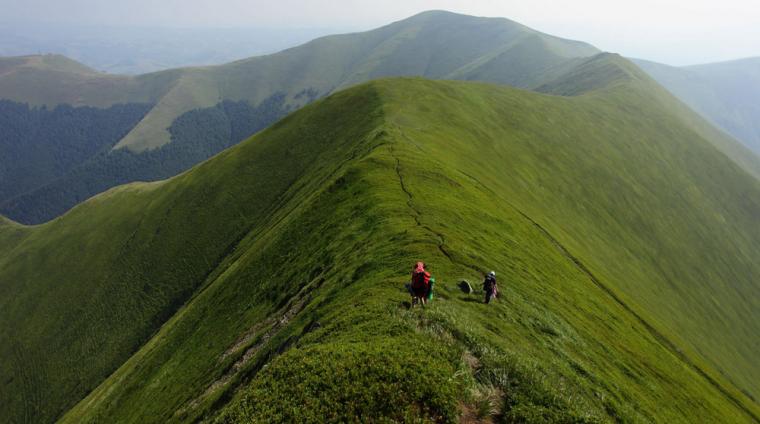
[0,95,290,223]
[0,100,151,204]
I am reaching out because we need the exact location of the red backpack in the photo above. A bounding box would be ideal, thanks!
[411,262,430,289]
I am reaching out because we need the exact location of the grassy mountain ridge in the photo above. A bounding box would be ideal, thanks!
[0,25,338,75]
[0,86,387,423]
[0,11,607,225]
[2,70,759,422]
[544,53,760,181]
[113,10,599,152]
[0,11,601,153]
[0,54,98,75]
[635,57,760,155]
[3,11,758,227]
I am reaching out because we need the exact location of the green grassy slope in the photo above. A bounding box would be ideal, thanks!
[3,72,759,422]
[550,55,760,181]
[635,57,760,155]
[0,87,385,423]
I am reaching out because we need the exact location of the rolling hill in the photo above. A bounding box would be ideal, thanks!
[2,56,759,422]
[635,57,760,154]
[0,10,605,224]
[3,12,759,226]
[1,11,601,152]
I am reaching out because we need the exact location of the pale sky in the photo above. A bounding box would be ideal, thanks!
[2,0,759,65]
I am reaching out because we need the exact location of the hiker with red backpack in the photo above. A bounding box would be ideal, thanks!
[409,261,431,307]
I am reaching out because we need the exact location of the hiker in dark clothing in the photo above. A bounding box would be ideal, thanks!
[483,271,497,304]
[410,261,431,307]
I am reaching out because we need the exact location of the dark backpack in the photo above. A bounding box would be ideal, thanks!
[483,276,496,292]
[412,270,430,289]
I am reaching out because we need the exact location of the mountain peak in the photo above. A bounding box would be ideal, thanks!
[0,53,98,75]
[403,9,514,22]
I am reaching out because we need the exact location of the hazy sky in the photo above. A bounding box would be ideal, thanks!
[2,0,759,65]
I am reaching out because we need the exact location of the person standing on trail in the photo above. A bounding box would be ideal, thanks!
[410,261,431,307]
[483,271,498,304]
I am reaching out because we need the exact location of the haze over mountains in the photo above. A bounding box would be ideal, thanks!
[635,57,760,154]
[0,23,337,74]
[0,10,759,424]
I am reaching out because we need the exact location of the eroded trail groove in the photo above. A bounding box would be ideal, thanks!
[177,277,325,418]
[390,143,482,275]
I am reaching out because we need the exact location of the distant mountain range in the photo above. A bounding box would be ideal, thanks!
[634,57,760,154]
[2,12,758,226]
[1,11,602,152]
[0,23,338,74]
[0,11,607,224]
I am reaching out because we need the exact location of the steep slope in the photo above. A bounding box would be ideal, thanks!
[3,73,759,422]
[543,54,760,181]
[0,100,152,204]
[635,57,760,155]
[0,10,601,224]
[0,86,386,423]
